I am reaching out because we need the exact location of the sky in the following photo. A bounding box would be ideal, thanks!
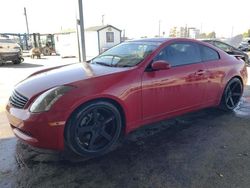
[0,0,250,38]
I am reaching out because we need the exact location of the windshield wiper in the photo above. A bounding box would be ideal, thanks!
[94,62,113,67]
[116,64,133,67]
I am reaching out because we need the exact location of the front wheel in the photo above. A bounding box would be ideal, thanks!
[13,60,21,64]
[65,101,123,157]
[220,78,243,111]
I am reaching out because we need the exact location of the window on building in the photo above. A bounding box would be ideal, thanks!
[106,32,114,43]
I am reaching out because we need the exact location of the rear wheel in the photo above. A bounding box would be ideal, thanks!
[65,101,122,157]
[220,78,243,111]
[43,47,51,56]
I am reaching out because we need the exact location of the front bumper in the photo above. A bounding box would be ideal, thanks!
[5,103,66,150]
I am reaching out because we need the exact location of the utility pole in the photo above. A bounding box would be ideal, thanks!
[231,26,234,38]
[123,29,126,41]
[76,19,81,62]
[24,7,30,35]
[78,0,86,62]
[24,7,30,50]
[102,15,105,26]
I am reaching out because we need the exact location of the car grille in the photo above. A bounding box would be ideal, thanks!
[9,90,29,109]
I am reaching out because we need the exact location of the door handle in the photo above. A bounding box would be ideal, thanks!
[195,70,205,76]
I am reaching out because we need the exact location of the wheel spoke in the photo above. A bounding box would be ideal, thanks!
[226,95,230,103]
[232,92,241,97]
[89,132,98,149]
[229,96,235,107]
[100,130,112,141]
[103,115,115,125]
[231,82,239,91]
[78,126,93,134]
[93,109,99,122]
[227,87,232,94]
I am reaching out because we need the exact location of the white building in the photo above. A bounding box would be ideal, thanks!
[54,32,78,58]
[188,28,200,39]
[169,26,200,39]
[85,25,122,60]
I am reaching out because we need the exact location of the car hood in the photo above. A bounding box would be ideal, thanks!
[15,63,130,99]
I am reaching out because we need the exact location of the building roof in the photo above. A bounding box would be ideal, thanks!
[85,25,121,32]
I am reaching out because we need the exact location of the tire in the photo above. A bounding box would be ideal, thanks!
[13,60,21,64]
[43,47,51,56]
[220,78,243,111]
[65,101,122,157]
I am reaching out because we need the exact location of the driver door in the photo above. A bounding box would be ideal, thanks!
[142,42,207,120]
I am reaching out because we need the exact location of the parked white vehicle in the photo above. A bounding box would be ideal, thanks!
[0,37,23,64]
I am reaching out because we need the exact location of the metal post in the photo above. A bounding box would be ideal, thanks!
[102,15,105,25]
[76,19,81,62]
[231,26,234,38]
[24,7,30,36]
[78,0,86,62]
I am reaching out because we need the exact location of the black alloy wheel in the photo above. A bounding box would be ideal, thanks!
[221,78,243,111]
[66,101,122,156]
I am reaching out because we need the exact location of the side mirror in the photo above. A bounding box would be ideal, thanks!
[151,60,171,71]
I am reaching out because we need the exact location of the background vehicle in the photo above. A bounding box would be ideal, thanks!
[0,37,23,64]
[6,38,248,157]
[202,39,250,65]
[238,41,250,51]
[31,33,56,56]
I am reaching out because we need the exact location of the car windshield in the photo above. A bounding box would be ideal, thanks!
[90,42,160,67]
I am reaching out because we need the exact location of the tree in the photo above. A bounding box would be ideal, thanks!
[243,29,250,38]
[198,33,207,39]
[207,32,216,39]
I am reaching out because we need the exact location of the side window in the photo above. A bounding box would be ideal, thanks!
[200,45,220,61]
[154,42,201,66]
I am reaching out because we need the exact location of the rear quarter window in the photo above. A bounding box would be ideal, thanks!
[200,44,220,62]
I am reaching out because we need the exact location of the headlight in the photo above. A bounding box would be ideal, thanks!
[30,86,73,113]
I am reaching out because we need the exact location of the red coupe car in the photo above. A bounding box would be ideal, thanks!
[6,38,248,157]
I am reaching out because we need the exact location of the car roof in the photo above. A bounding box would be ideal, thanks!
[129,38,170,43]
[127,37,202,44]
